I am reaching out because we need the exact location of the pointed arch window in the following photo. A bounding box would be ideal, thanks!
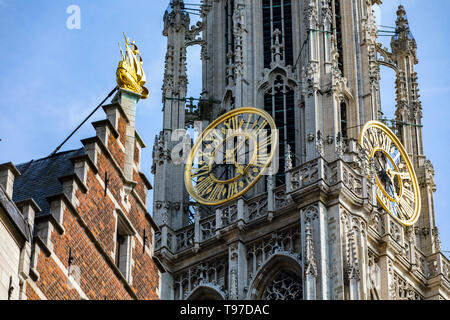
[262,269,303,300]
[264,75,296,185]
[334,0,344,75]
[263,0,294,68]
[340,101,348,139]
[225,0,235,86]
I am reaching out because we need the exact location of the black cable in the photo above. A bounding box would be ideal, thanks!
[292,30,311,73]
[49,86,118,157]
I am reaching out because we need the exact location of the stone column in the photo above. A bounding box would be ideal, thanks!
[301,203,329,300]
[113,89,141,183]
[228,241,247,299]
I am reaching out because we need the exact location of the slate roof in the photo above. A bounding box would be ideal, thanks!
[13,148,85,216]
[0,184,30,241]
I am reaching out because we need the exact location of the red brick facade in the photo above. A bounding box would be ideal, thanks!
[12,92,162,300]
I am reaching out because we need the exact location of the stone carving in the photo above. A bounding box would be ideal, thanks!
[432,227,442,252]
[304,204,319,223]
[174,256,228,300]
[346,228,360,281]
[176,225,195,252]
[369,211,385,236]
[274,188,292,210]
[285,144,293,172]
[389,221,401,243]
[221,204,238,227]
[152,131,172,173]
[248,197,268,221]
[391,273,422,300]
[304,223,317,277]
[200,216,216,241]
[301,62,320,97]
[415,252,428,277]
[316,130,324,157]
[246,226,301,284]
[367,251,381,299]
[342,166,363,197]
[304,0,318,29]
[155,232,162,249]
[291,159,319,190]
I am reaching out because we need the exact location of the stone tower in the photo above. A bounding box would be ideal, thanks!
[153,0,450,300]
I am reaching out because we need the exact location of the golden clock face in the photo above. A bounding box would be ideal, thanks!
[359,121,421,226]
[185,107,278,206]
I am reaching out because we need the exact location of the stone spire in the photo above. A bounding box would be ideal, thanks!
[153,0,191,229]
[391,5,417,59]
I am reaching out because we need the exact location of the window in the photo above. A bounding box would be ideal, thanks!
[224,0,235,86]
[264,75,296,186]
[334,0,344,74]
[263,0,294,68]
[340,102,348,138]
[115,210,135,282]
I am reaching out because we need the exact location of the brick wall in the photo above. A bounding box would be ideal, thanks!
[24,98,160,300]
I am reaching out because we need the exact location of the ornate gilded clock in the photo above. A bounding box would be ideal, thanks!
[185,107,278,206]
[359,121,421,226]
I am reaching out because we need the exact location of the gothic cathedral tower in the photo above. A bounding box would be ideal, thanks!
[153,0,450,300]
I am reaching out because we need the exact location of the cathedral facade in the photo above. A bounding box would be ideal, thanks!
[153,0,450,300]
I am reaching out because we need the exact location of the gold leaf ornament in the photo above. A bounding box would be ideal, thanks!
[116,34,149,99]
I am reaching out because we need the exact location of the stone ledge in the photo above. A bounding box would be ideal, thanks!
[92,119,120,140]
[70,154,99,175]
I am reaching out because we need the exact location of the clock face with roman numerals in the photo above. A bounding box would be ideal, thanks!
[359,121,421,226]
[185,107,278,206]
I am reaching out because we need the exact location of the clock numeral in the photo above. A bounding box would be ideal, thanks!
[207,184,225,201]
[228,181,239,198]
[381,133,392,154]
[397,171,411,180]
[398,197,414,219]
[392,151,400,162]
[402,187,415,203]
[244,114,253,133]
[377,188,393,213]
[195,176,214,196]
[244,172,257,186]
[206,130,223,149]
[191,165,210,179]
[224,115,245,132]
[196,149,213,163]
[252,154,270,167]
[250,119,268,138]
[258,135,272,152]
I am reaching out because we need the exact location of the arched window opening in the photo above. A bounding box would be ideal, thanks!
[225,0,235,86]
[262,269,303,300]
[334,0,344,75]
[340,102,348,139]
[187,287,224,300]
[264,75,296,186]
[263,0,294,68]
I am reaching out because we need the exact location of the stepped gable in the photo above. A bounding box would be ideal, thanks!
[0,184,30,241]
[13,148,86,216]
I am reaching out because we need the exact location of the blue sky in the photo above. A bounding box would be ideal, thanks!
[0,1,448,254]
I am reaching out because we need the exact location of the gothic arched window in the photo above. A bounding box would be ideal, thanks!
[264,75,296,185]
[263,0,294,68]
[334,0,344,74]
[262,269,303,300]
[340,101,348,138]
